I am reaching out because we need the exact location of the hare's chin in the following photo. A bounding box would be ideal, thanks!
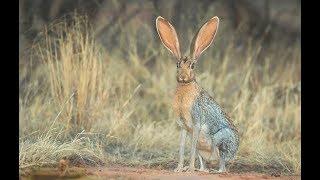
[177,78,195,84]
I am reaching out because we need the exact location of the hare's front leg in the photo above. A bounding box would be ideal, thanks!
[198,154,209,172]
[174,128,187,172]
[187,123,200,172]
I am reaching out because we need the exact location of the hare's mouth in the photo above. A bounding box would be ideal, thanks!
[177,77,195,84]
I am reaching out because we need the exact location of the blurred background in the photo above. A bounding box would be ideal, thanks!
[19,0,301,176]
[19,0,300,61]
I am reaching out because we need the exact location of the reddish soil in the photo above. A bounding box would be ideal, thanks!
[91,167,300,180]
[23,166,300,180]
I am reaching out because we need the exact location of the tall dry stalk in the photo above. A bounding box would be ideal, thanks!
[36,16,105,130]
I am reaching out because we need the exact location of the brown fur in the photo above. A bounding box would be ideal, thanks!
[198,132,213,152]
[173,81,212,153]
[173,81,200,132]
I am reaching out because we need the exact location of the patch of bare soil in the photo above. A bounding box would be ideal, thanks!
[21,166,300,180]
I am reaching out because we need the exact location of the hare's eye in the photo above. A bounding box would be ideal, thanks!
[176,62,180,68]
[190,63,195,69]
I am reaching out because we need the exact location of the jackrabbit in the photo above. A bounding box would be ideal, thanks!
[155,16,239,173]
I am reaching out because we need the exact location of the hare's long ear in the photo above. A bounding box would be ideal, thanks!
[191,16,219,60]
[156,16,181,60]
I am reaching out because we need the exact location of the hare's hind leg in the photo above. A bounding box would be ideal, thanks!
[211,128,238,173]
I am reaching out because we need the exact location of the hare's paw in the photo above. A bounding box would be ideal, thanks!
[174,165,184,172]
[184,166,195,173]
[175,165,195,172]
[209,168,227,174]
[174,165,192,172]
[198,168,209,173]
[218,168,227,173]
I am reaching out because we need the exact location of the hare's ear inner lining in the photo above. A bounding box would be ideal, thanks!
[191,16,219,60]
[156,16,181,60]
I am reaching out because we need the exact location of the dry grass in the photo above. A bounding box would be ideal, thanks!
[19,15,300,175]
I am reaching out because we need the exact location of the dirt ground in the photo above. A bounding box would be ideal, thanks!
[22,166,300,180]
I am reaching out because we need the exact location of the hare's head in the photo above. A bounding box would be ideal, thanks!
[155,16,219,84]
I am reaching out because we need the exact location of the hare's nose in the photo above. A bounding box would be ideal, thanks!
[180,75,187,81]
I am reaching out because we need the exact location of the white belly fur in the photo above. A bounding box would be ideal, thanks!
[199,146,219,161]
[198,125,220,161]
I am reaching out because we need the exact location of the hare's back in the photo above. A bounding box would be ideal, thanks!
[191,91,233,135]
